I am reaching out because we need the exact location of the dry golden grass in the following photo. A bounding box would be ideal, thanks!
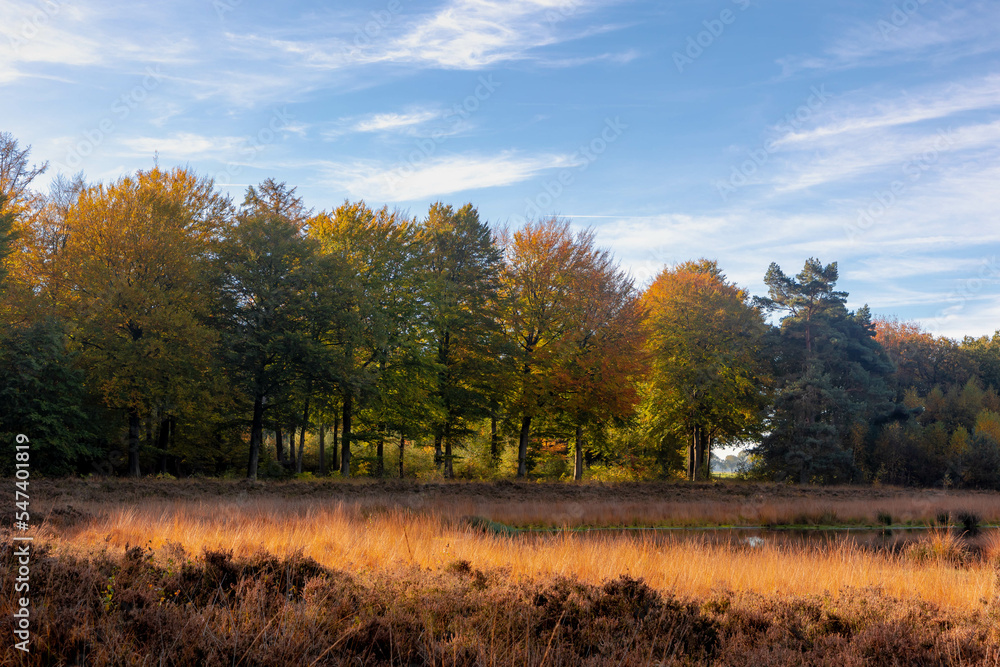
[473,494,1000,527]
[10,480,1000,665]
[38,495,999,614]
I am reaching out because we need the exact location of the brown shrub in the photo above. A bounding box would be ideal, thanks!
[2,542,999,666]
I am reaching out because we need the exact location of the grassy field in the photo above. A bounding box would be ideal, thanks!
[4,478,1000,665]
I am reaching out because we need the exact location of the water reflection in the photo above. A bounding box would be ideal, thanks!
[527,525,1000,556]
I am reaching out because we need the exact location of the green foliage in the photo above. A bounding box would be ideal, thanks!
[216,200,319,479]
[642,261,771,480]
[0,319,107,474]
[3,132,999,488]
[419,202,512,477]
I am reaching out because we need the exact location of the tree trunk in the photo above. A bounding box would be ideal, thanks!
[687,427,696,482]
[296,428,305,474]
[805,315,812,358]
[333,415,340,473]
[705,432,713,481]
[157,416,170,474]
[318,423,326,476]
[694,426,704,482]
[444,423,453,479]
[128,409,142,477]
[297,396,310,474]
[490,415,499,468]
[517,415,531,478]
[247,395,264,480]
[574,423,584,481]
[340,392,352,476]
[434,432,443,471]
[275,426,284,464]
[287,426,296,470]
[168,416,177,477]
[398,433,405,479]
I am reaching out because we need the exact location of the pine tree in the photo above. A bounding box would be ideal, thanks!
[754,259,894,483]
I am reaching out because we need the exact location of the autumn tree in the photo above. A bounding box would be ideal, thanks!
[960,332,1000,392]
[501,218,616,478]
[0,194,14,289]
[215,184,323,480]
[0,132,47,213]
[419,202,511,477]
[57,168,227,476]
[0,135,54,323]
[874,318,974,395]
[557,247,645,480]
[642,260,770,481]
[310,201,422,476]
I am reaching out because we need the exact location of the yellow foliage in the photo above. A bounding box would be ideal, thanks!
[974,410,1000,444]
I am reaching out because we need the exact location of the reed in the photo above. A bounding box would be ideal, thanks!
[8,481,1000,665]
[46,497,998,613]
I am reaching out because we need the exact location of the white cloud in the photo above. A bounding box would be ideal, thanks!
[353,109,440,133]
[0,1,104,82]
[320,107,464,141]
[777,0,1000,75]
[773,75,1000,149]
[321,151,578,201]
[239,0,618,72]
[750,76,1000,193]
[118,133,244,158]
[371,0,593,69]
[0,0,197,85]
[772,120,1000,193]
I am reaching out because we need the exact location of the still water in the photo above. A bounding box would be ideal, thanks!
[523,525,1000,554]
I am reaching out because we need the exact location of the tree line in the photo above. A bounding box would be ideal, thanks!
[2,132,1000,487]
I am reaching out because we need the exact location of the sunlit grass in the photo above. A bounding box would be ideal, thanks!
[44,496,999,614]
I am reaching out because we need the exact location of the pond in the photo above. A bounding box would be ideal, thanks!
[518,524,1000,555]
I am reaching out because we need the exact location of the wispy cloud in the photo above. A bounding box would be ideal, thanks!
[778,0,1000,75]
[750,76,1000,193]
[238,0,619,73]
[320,107,468,141]
[774,75,1000,148]
[363,0,598,69]
[0,1,104,82]
[320,151,578,201]
[353,109,440,133]
[0,0,197,84]
[772,120,1000,193]
[118,132,245,159]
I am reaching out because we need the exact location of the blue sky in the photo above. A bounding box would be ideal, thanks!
[3,0,1000,338]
